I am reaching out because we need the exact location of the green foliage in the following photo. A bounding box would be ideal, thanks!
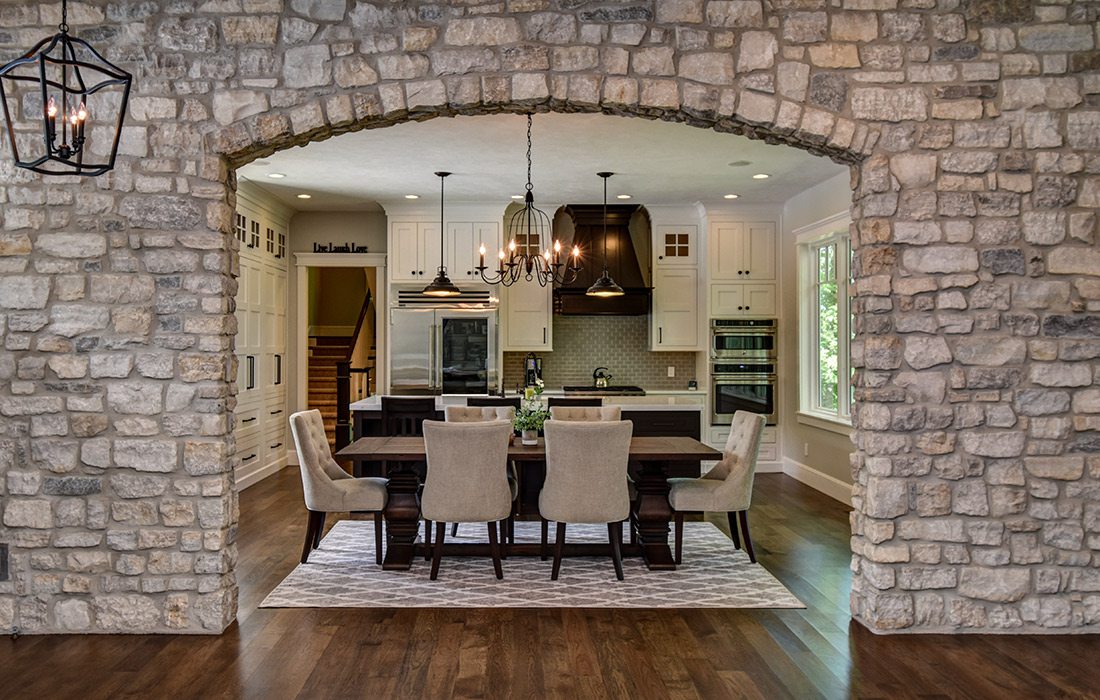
[513,405,549,432]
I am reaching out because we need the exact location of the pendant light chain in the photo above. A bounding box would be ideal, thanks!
[60,0,69,32]
[602,173,608,271]
[525,115,533,193]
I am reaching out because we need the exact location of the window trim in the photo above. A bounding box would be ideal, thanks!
[795,213,852,426]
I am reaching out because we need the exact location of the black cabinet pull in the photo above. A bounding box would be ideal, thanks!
[247,355,255,390]
[269,442,282,450]
[242,417,257,423]
[243,453,256,461]
[659,327,663,343]
[737,306,743,311]
[270,409,283,416]
[274,354,282,386]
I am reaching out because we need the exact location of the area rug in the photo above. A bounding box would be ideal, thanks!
[261,520,804,609]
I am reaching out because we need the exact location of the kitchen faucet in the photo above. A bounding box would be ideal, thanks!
[593,367,612,388]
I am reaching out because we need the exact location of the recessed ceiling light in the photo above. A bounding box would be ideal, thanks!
[267,173,286,179]
[511,195,524,200]
[752,173,770,179]
[405,194,419,199]
[723,194,739,199]
[616,194,632,200]
[296,194,311,199]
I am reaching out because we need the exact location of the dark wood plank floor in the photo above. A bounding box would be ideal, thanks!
[2,469,1098,700]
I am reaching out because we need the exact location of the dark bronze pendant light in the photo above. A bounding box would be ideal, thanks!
[0,0,132,176]
[422,171,461,297]
[586,172,625,297]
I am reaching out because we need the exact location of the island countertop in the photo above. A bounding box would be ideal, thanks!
[349,390,706,412]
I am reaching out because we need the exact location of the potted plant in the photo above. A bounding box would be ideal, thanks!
[513,401,549,445]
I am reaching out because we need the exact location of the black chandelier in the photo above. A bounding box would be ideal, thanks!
[0,0,132,176]
[477,114,582,287]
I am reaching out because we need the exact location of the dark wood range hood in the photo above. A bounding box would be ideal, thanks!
[554,204,651,315]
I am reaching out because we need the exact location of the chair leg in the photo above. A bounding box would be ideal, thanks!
[629,513,637,546]
[508,515,515,545]
[551,522,566,581]
[726,511,741,550]
[424,519,433,561]
[488,522,504,580]
[541,518,549,561]
[313,511,327,549]
[498,520,508,560]
[451,522,459,538]
[738,510,756,563]
[373,511,384,566]
[608,522,624,581]
[300,510,323,564]
[674,511,684,565]
[430,521,446,580]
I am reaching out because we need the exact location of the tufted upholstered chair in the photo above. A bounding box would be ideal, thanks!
[666,410,765,564]
[539,419,633,580]
[289,410,388,565]
[445,405,516,422]
[437,405,518,543]
[548,406,622,421]
[421,419,514,580]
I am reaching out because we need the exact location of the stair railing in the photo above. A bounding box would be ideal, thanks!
[335,362,371,451]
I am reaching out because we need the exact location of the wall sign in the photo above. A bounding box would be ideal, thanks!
[313,242,369,253]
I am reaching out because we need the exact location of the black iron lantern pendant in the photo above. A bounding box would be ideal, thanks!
[0,0,132,176]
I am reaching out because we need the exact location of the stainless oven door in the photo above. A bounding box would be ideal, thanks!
[711,374,776,425]
[711,332,776,358]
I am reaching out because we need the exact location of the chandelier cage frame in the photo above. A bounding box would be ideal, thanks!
[477,113,583,288]
[0,0,132,177]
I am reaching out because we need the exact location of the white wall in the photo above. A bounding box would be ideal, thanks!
[778,171,855,487]
[287,211,387,411]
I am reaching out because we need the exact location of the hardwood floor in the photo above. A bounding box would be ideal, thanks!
[2,469,1098,699]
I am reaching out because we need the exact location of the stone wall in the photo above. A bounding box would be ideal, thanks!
[0,0,1097,633]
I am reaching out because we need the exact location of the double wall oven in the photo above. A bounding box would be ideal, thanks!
[710,319,777,426]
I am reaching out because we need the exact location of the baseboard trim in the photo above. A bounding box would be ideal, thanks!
[237,457,288,490]
[755,461,782,474]
[781,458,853,506]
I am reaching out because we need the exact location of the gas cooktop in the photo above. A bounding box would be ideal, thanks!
[562,386,646,396]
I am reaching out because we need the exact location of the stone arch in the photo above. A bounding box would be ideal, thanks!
[0,0,1097,636]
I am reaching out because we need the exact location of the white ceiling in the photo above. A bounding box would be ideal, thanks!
[238,112,848,212]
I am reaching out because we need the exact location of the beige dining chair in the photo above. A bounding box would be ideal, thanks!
[440,405,518,543]
[422,419,514,580]
[539,419,633,580]
[289,409,388,564]
[548,406,622,421]
[667,410,765,564]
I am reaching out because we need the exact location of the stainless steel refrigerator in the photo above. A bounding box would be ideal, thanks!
[389,306,498,395]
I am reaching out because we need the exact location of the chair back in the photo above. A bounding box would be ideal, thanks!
[421,419,514,523]
[466,396,521,409]
[445,405,516,423]
[381,397,436,436]
[706,411,766,511]
[540,419,632,524]
[547,396,603,408]
[289,409,350,511]
[549,406,621,421]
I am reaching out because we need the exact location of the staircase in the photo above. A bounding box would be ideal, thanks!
[307,336,355,449]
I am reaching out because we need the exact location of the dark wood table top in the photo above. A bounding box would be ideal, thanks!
[337,435,721,462]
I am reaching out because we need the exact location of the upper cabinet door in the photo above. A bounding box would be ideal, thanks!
[501,281,552,351]
[652,267,700,349]
[654,225,697,267]
[390,221,422,282]
[447,222,475,278]
[744,222,776,280]
[709,222,744,279]
[419,222,442,278]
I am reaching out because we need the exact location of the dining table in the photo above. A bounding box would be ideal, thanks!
[335,435,722,572]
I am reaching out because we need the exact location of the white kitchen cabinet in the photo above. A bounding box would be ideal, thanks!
[234,190,289,489]
[654,224,697,267]
[710,221,776,281]
[710,283,776,317]
[447,221,501,280]
[501,280,553,350]
[651,267,700,350]
[389,221,442,282]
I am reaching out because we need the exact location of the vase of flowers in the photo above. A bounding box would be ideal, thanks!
[514,399,549,445]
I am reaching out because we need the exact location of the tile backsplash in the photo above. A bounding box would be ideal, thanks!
[503,315,698,390]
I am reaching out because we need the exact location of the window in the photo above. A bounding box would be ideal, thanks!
[798,220,852,425]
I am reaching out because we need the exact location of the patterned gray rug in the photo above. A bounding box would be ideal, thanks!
[261,520,804,609]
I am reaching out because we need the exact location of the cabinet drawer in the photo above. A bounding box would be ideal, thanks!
[622,411,700,439]
[762,426,777,444]
[758,444,778,462]
[235,406,261,441]
[236,436,262,473]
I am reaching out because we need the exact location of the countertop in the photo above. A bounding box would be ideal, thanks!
[350,389,706,412]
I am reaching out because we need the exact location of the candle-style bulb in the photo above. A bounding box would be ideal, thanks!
[543,249,551,262]
[554,240,562,253]
[508,240,516,252]
[498,249,506,261]
[47,97,57,117]
[76,102,87,121]
[478,243,486,256]
[572,245,580,257]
